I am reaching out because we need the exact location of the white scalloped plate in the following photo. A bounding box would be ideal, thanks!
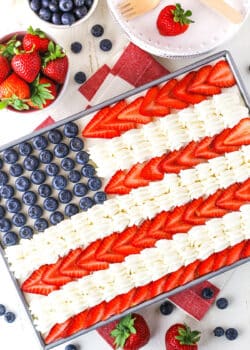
[107,0,250,58]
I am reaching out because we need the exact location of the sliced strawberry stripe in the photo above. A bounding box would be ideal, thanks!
[124,163,150,189]
[45,317,73,344]
[172,72,206,105]
[117,97,152,124]
[207,60,236,88]
[188,65,221,95]
[156,79,188,109]
[139,86,170,116]
[104,169,130,195]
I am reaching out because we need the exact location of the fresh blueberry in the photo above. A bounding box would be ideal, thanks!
[59,0,74,11]
[0,218,11,232]
[30,0,41,12]
[0,206,5,218]
[4,312,16,323]
[15,176,31,192]
[34,218,48,231]
[79,196,93,211]
[201,287,214,300]
[42,0,49,7]
[28,205,43,219]
[65,203,79,217]
[65,345,77,350]
[22,191,37,206]
[64,122,79,138]
[74,5,88,18]
[19,226,34,239]
[23,155,39,171]
[3,149,18,164]
[12,213,26,227]
[50,211,64,225]
[10,164,23,177]
[159,301,175,315]
[39,7,52,21]
[33,135,48,150]
[49,0,59,12]
[58,190,72,203]
[225,328,238,340]
[73,183,88,197]
[0,185,14,199]
[2,232,19,246]
[68,170,81,183]
[52,175,67,190]
[81,164,95,178]
[61,12,76,25]
[52,12,62,24]
[43,197,59,211]
[93,191,107,204]
[38,184,52,198]
[74,71,86,84]
[0,304,6,316]
[54,143,69,158]
[74,0,85,6]
[100,39,112,52]
[48,129,63,144]
[46,163,60,176]
[70,41,82,53]
[87,177,102,191]
[75,150,89,165]
[213,327,225,337]
[30,170,46,185]
[61,157,75,171]
[0,171,8,186]
[6,198,21,213]
[85,0,93,9]
[18,142,32,156]
[91,24,104,37]
[216,297,229,309]
[39,150,53,164]
[70,137,84,151]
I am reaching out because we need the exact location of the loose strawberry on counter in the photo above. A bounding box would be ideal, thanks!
[157,3,194,36]
[97,313,150,350]
[165,323,200,350]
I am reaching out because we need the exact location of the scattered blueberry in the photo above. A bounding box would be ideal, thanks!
[74,5,88,19]
[38,184,52,198]
[216,297,229,309]
[22,191,37,206]
[12,213,26,227]
[68,170,81,183]
[18,142,32,156]
[0,304,6,316]
[100,39,112,52]
[201,287,214,300]
[34,218,49,231]
[6,198,21,213]
[64,122,79,138]
[48,129,63,144]
[91,24,104,37]
[30,170,46,185]
[0,206,5,218]
[30,0,41,12]
[70,137,84,151]
[75,150,89,165]
[87,176,102,191]
[28,205,43,219]
[39,7,52,21]
[50,211,64,225]
[10,164,23,177]
[73,183,88,197]
[19,226,34,239]
[0,218,11,232]
[3,149,18,164]
[54,143,69,158]
[225,328,238,340]
[43,197,59,211]
[4,312,16,323]
[65,345,77,350]
[33,135,48,150]
[0,171,8,186]
[15,176,31,192]
[23,155,39,171]
[52,175,67,190]
[52,12,62,24]
[70,41,82,53]
[61,12,76,25]
[0,185,14,199]
[58,189,72,203]
[39,150,53,164]
[79,197,93,211]
[46,163,60,176]
[81,164,95,178]
[74,71,86,84]
[65,203,79,217]
[2,232,19,246]
[213,327,225,337]
[59,0,74,12]
[93,191,107,204]
[159,301,175,315]
[61,157,75,171]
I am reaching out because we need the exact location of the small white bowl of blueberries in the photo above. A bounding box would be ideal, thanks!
[28,0,99,27]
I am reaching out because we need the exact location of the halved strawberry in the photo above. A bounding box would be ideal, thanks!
[197,190,228,218]
[45,317,73,344]
[223,118,250,146]
[156,79,188,109]
[165,205,193,233]
[212,128,239,154]
[226,241,246,266]
[132,285,150,306]
[124,163,150,189]
[140,156,165,181]
[207,60,236,88]
[86,301,106,328]
[100,101,136,131]
[117,96,152,124]
[194,136,219,159]
[148,211,169,234]
[241,240,250,259]
[178,260,200,285]
[177,141,203,166]
[78,240,109,271]
[105,170,130,195]
[184,198,207,225]
[197,254,216,277]
[139,86,170,116]
[150,276,168,298]
[66,310,89,337]
[96,233,124,263]
[213,250,228,271]
[164,267,185,292]
[159,150,189,174]
[60,248,88,278]
[132,220,156,248]
[216,183,243,211]
[188,65,221,95]
[102,295,122,320]
[112,226,141,255]
[172,72,206,105]
[234,178,250,201]
[42,257,72,286]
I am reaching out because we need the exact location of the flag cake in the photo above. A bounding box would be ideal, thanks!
[3,57,250,346]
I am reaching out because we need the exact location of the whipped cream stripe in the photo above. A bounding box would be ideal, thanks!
[5,145,250,279]
[30,204,250,334]
[88,90,248,177]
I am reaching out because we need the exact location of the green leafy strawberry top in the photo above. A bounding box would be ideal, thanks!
[172,3,194,25]
[30,76,54,109]
[110,314,137,348]
[27,25,47,39]
[175,324,201,345]
[43,41,66,66]
[0,36,21,60]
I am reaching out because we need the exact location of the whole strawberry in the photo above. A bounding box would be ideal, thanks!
[42,41,68,84]
[28,76,57,109]
[23,26,50,53]
[97,313,150,350]
[165,323,200,350]
[0,55,11,84]
[157,3,194,36]
[11,50,41,83]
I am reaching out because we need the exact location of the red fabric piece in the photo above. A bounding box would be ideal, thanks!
[34,116,55,130]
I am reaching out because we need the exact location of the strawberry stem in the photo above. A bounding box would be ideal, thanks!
[27,25,48,39]
[42,41,65,66]
[172,3,194,25]
[0,36,21,60]
[0,95,30,110]
[30,76,55,109]
[110,314,136,348]
[175,324,201,345]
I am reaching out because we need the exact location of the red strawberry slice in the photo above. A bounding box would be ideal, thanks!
[112,226,140,255]
[241,240,250,259]
[178,260,200,285]
[132,285,150,306]
[60,248,88,278]
[165,205,193,233]
[223,118,250,146]
[197,190,228,218]
[234,178,250,201]
[148,211,169,234]
[188,65,221,95]
[212,129,239,153]
[78,240,109,271]
[86,301,106,328]
[101,101,136,131]
[96,233,125,263]
[164,267,185,292]
[66,310,89,337]
[216,183,243,211]
[105,170,130,195]
[156,79,188,109]
[213,250,228,271]
[124,163,150,189]
[42,257,72,286]
[172,72,206,105]
[226,241,246,266]
[117,96,152,124]
[45,317,73,344]
[150,276,168,298]
[102,295,122,320]
[21,265,58,296]
[178,141,203,166]
[197,254,216,277]
[132,220,156,248]
[139,86,170,116]
[184,198,207,225]
[159,150,189,174]
[194,136,219,159]
[140,156,165,181]
[207,60,236,88]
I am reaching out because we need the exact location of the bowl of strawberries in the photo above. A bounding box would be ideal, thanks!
[0,26,69,112]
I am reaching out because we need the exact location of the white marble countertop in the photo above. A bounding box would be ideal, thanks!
[0,1,250,350]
